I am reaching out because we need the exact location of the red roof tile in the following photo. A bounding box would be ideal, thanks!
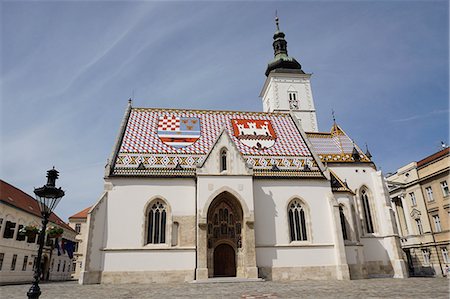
[417,147,450,167]
[69,206,91,219]
[0,180,76,233]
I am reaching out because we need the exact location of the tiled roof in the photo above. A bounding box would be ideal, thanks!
[306,124,370,163]
[417,147,450,168]
[112,108,320,175]
[330,170,355,194]
[68,206,91,219]
[0,180,76,233]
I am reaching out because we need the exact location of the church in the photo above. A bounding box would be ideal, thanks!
[80,17,407,284]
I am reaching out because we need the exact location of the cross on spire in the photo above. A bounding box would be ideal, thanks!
[275,10,280,31]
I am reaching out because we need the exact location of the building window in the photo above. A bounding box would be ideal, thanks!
[62,261,66,272]
[147,200,167,244]
[220,149,227,172]
[3,221,16,239]
[416,218,424,234]
[433,215,442,232]
[16,224,25,241]
[422,249,431,265]
[74,242,79,253]
[288,92,299,109]
[426,187,434,201]
[0,218,3,232]
[288,199,308,241]
[442,247,449,264]
[22,256,28,271]
[57,260,61,272]
[11,254,17,271]
[32,256,37,271]
[72,262,76,272]
[51,259,54,271]
[441,181,449,197]
[75,223,81,233]
[27,232,37,244]
[361,189,374,233]
[0,253,4,271]
[339,206,348,240]
[409,192,416,206]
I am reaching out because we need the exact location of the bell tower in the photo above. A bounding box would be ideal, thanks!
[260,16,319,132]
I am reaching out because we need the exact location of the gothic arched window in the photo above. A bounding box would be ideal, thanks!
[361,189,374,234]
[220,149,227,172]
[147,200,167,244]
[288,199,308,241]
[339,206,349,240]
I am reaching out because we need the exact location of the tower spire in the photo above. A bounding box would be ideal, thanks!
[265,14,304,76]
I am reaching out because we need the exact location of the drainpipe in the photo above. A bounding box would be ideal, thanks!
[194,176,198,281]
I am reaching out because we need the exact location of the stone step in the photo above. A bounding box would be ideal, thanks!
[191,277,265,284]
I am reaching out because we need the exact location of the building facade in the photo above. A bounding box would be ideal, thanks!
[0,180,76,284]
[387,148,449,277]
[80,19,407,284]
[68,206,91,279]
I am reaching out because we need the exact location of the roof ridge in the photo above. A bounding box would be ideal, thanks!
[131,107,291,115]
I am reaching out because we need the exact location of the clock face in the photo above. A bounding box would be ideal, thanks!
[289,99,298,109]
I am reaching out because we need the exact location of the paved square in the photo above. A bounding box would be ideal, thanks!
[1,278,448,298]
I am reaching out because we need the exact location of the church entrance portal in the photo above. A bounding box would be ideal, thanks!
[207,192,243,277]
[214,243,236,277]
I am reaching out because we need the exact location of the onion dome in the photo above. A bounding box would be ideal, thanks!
[265,16,304,76]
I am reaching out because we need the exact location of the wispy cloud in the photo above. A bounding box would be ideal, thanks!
[391,109,449,123]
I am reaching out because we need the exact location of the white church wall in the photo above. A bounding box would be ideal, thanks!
[252,178,345,280]
[102,250,195,271]
[80,192,108,284]
[256,246,335,267]
[197,176,254,219]
[329,164,407,278]
[105,177,196,249]
[253,178,334,246]
[260,73,318,132]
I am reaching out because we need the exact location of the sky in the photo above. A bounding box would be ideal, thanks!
[1,1,448,222]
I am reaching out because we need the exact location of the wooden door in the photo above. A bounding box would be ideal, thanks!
[213,243,236,277]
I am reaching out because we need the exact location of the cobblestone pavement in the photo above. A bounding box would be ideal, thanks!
[1,278,448,299]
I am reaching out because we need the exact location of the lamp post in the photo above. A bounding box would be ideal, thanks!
[27,168,65,299]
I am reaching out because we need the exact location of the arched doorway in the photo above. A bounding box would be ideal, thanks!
[214,243,236,277]
[207,192,243,277]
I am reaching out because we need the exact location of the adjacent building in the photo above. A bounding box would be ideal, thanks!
[387,147,449,276]
[0,180,77,284]
[68,206,91,279]
[80,18,407,284]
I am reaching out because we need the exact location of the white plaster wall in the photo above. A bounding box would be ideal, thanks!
[360,238,391,262]
[197,176,254,218]
[103,250,195,271]
[256,246,335,267]
[329,164,403,267]
[253,179,334,246]
[328,165,392,236]
[105,177,196,248]
[260,73,318,132]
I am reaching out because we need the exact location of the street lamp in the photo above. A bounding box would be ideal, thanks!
[27,167,65,299]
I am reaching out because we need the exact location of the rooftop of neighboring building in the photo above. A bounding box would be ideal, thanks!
[68,206,91,220]
[417,147,450,168]
[0,179,76,233]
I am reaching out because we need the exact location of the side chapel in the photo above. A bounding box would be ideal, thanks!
[80,17,407,284]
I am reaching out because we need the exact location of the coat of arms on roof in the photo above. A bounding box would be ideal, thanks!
[231,119,277,150]
[157,115,201,148]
